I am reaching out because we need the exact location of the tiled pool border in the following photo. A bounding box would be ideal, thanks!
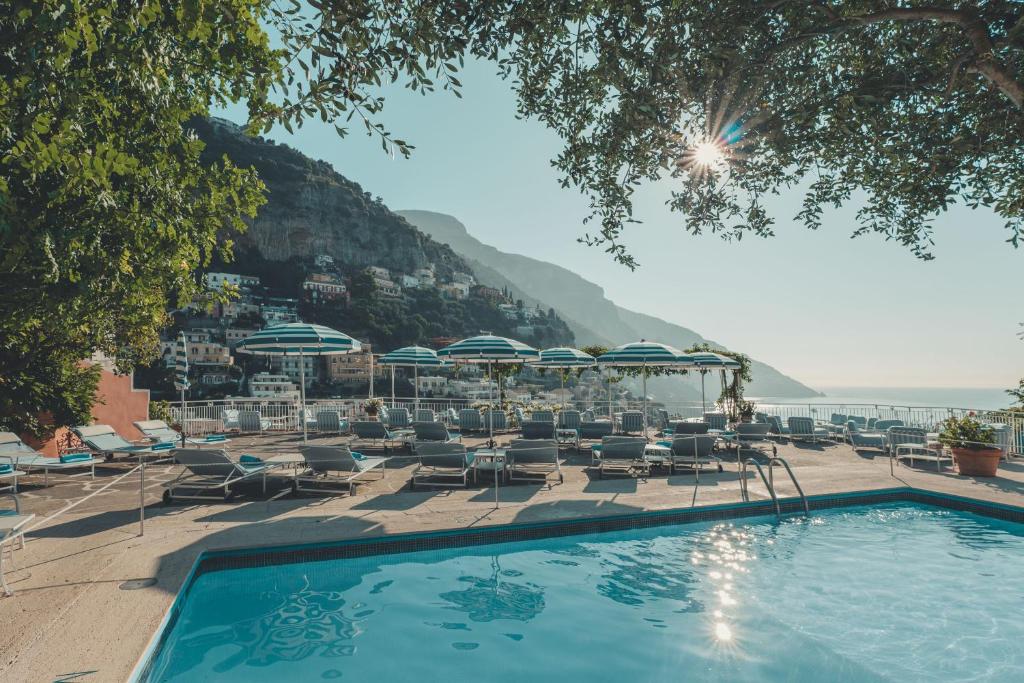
[130,486,1024,681]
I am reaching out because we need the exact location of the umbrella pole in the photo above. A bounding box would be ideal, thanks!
[390,366,395,408]
[299,350,307,443]
[180,385,186,447]
[701,371,707,415]
[642,361,648,438]
[369,351,374,399]
[414,365,419,414]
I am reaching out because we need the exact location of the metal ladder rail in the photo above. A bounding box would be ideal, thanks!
[740,458,781,518]
[767,457,809,516]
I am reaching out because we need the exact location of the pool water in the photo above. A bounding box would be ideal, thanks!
[144,504,1024,682]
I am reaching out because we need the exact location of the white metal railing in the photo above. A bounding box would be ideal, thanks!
[166,396,1023,456]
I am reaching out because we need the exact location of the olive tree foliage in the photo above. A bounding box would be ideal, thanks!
[0,1,272,435]
[268,1,1024,267]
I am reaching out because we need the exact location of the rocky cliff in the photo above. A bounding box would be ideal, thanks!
[193,118,465,280]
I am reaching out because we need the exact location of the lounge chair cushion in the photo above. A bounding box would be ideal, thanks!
[239,454,263,464]
[0,463,12,474]
[60,452,93,463]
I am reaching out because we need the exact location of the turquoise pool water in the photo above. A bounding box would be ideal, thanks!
[144,504,1024,682]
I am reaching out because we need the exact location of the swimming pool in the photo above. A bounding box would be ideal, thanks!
[141,501,1024,682]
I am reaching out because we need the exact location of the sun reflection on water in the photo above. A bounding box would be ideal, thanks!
[690,524,760,650]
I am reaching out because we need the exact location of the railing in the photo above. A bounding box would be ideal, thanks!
[167,396,1023,456]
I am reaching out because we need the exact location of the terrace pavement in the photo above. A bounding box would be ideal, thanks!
[2,431,1023,681]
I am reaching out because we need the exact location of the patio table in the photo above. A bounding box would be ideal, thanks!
[471,448,508,484]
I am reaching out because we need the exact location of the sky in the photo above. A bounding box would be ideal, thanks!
[218,59,1023,391]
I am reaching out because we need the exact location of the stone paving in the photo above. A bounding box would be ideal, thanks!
[2,431,1023,681]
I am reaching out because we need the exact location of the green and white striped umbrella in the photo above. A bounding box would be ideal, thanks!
[437,335,540,363]
[690,352,740,413]
[379,346,447,368]
[597,341,697,432]
[173,331,190,392]
[596,340,693,367]
[532,347,595,368]
[234,323,361,356]
[690,351,741,369]
[531,347,595,409]
[379,346,448,411]
[235,323,361,442]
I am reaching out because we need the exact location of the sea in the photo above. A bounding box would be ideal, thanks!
[753,386,1015,411]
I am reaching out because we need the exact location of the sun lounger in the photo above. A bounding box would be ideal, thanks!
[581,409,595,423]
[445,408,460,427]
[787,417,829,443]
[412,421,461,448]
[669,435,722,477]
[458,409,483,433]
[1,494,34,595]
[0,432,100,485]
[704,413,728,431]
[531,410,555,424]
[386,407,411,429]
[521,421,556,440]
[619,411,644,435]
[316,410,349,435]
[735,423,777,457]
[237,411,272,434]
[221,409,241,431]
[410,442,471,490]
[73,425,172,461]
[414,409,436,423]
[352,421,405,451]
[766,416,790,436]
[594,436,648,479]
[508,439,562,486]
[846,420,886,452]
[558,410,581,430]
[888,426,950,472]
[673,421,710,435]
[579,421,614,454]
[0,456,26,493]
[133,420,231,447]
[163,448,272,502]
[656,409,671,431]
[482,409,507,432]
[295,446,388,494]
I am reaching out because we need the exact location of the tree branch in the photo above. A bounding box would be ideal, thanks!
[831,5,1024,108]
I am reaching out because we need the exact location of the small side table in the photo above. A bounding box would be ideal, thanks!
[472,448,508,484]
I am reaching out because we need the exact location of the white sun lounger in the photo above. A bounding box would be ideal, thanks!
[133,420,231,447]
[295,446,388,495]
[163,448,272,503]
[73,424,172,461]
[0,432,101,485]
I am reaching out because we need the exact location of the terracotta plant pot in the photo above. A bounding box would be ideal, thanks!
[952,447,1002,477]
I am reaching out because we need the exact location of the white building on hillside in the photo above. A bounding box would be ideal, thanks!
[249,372,300,400]
[205,272,260,291]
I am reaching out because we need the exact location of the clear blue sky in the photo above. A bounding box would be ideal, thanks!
[219,59,1023,391]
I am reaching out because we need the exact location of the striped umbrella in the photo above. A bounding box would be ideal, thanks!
[531,347,595,408]
[174,332,189,443]
[438,335,539,506]
[235,323,361,442]
[691,352,741,413]
[378,346,448,412]
[597,341,697,432]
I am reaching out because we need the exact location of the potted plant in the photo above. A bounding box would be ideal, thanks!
[737,399,757,424]
[938,415,1000,477]
[364,398,383,420]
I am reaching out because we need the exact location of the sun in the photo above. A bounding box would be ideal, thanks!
[693,140,725,167]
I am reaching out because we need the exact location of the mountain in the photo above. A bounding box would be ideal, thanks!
[190,118,575,352]
[397,210,820,400]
